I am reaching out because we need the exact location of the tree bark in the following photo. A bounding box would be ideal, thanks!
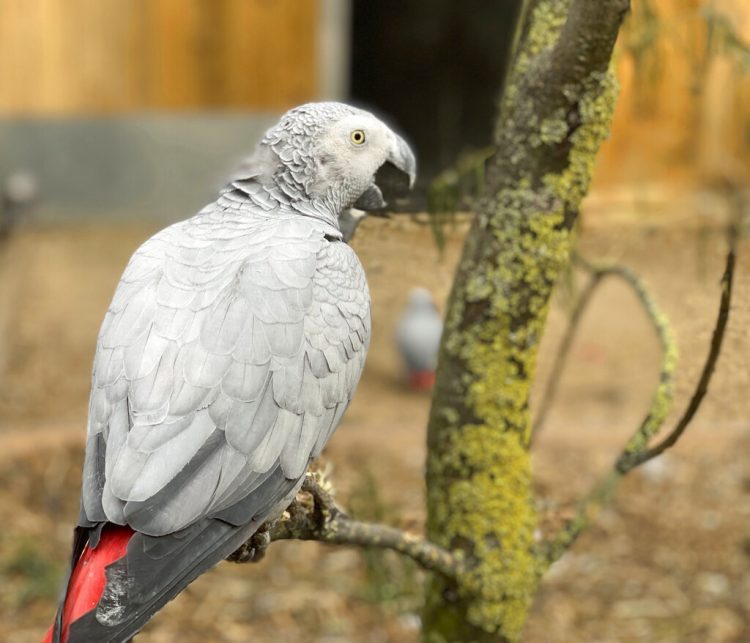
[423,1,629,641]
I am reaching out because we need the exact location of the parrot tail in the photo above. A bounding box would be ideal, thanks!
[43,524,134,643]
[408,370,436,391]
[42,518,261,643]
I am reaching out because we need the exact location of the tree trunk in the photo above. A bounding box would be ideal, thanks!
[423,1,630,641]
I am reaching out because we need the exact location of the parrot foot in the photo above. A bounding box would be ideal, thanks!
[226,524,271,563]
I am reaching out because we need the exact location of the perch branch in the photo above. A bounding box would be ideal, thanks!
[541,228,736,565]
[230,472,463,580]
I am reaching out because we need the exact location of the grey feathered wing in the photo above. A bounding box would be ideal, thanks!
[63,206,370,641]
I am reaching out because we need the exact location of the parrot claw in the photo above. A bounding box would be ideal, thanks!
[226,525,271,563]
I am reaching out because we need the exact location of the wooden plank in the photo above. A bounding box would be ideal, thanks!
[0,0,319,114]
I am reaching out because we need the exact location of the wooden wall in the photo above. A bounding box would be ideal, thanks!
[0,0,319,115]
[594,0,750,187]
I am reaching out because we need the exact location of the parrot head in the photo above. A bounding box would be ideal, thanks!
[258,102,417,214]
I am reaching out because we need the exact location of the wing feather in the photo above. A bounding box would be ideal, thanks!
[222,360,270,402]
[81,211,370,536]
[111,410,216,502]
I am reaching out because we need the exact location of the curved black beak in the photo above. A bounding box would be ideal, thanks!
[387,133,417,191]
[353,134,417,213]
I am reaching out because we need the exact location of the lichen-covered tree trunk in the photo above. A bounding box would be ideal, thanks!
[424,1,629,641]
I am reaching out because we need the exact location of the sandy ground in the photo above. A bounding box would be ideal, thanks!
[0,208,749,642]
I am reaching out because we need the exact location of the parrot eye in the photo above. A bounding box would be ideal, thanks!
[350,130,366,145]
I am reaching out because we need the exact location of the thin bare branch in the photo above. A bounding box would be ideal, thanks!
[532,272,603,442]
[537,257,675,564]
[580,257,679,463]
[539,468,623,566]
[230,472,463,580]
[620,225,737,469]
[532,255,678,444]
[541,227,736,566]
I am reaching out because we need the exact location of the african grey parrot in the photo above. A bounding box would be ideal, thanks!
[396,288,443,390]
[44,102,416,643]
[1,170,37,239]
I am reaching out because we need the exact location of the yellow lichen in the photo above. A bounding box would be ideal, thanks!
[504,1,569,107]
[424,3,622,642]
[538,112,569,146]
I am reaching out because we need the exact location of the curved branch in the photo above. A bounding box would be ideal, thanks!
[579,257,679,467]
[622,225,737,469]
[532,255,678,444]
[230,473,463,580]
[540,228,736,566]
[532,272,604,442]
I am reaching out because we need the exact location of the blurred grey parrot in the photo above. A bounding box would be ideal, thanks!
[396,288,443,391]
[1,170,38,239]
[44,102,415,643]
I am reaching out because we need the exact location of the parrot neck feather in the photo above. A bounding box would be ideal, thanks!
[222,180,343,230]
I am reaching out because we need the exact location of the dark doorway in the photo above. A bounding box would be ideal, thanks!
[350,0,522,195]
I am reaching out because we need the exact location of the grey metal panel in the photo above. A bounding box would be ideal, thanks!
[0,115,278,223]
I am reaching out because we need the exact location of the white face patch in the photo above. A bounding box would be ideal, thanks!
[314,113,393,205]
[255,102,414,215]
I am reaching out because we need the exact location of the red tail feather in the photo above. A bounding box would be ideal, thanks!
[43,524,134,643]
[408,370,436,391]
